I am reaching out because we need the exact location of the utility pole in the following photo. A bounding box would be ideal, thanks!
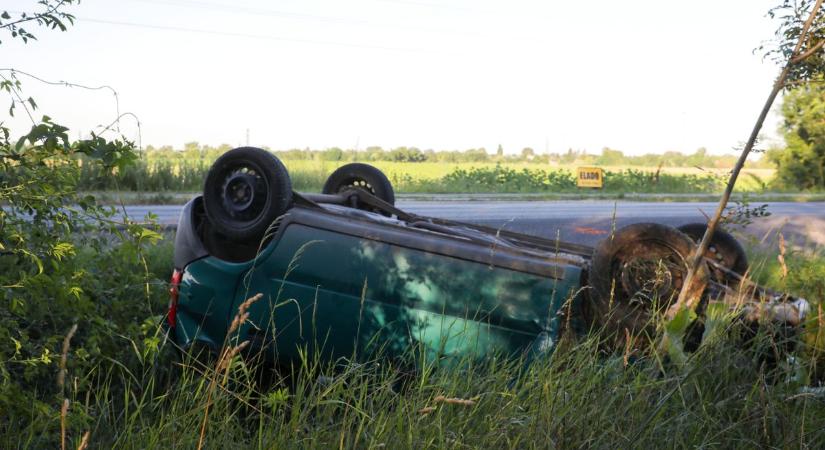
[245,128,250,146]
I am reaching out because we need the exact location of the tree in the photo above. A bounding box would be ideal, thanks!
[769,82,825,189]
[496,144,504,158]
[364,146,384,161]
[322,147,344,161]
[685,147,709,167]
[560,148,578,164]
[596,147,624,165]
[520,147,535,160]
[183,141,202,159]
[764,0,825,190]
[387,146,427,162]
[464,148,489,162]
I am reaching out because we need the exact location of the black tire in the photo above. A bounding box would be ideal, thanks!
[587,223,709,345]
[678,223,748,283]
[203,147,292,242]
[322,163,395,205]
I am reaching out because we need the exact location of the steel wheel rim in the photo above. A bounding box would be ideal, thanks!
[217,162,269,222]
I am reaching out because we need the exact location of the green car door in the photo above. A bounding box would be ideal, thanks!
[219,222,583,367]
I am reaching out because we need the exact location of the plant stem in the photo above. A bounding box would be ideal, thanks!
[671,0,824,316]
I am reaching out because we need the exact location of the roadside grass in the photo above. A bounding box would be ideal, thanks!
[733,225,825,302]
[7,233,825,449]
[16,316,825,449]
[733,226,825,381]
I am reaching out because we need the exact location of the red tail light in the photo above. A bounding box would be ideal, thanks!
[167,269,182,328]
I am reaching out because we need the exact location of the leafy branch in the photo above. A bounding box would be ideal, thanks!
[761,0,825,82]
[0,0,78,44]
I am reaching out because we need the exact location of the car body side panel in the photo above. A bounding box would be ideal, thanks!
[254,207,578,280]
[174,257,250,352]
[173,197,209,269]
[226,224,582,365]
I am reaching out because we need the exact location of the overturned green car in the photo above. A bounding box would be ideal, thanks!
[167,147,809,369]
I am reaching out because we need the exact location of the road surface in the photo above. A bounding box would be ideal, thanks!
[121,201,825,247]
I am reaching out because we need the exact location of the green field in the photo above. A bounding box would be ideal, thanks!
[280,160,776,192]
[79,156,778,194]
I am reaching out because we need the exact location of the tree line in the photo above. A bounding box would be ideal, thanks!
[141,142,764,168]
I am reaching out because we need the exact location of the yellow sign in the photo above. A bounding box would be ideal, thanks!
[576,166,604,188]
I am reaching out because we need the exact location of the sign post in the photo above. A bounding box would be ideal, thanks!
[576,166,604,189]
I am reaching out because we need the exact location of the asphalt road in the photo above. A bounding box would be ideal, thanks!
[122,201,825,248]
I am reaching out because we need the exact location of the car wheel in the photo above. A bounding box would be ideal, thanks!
[322,163,395,205]
[203,147,292,242]
[677,223,748,283]
[587,223,709,346]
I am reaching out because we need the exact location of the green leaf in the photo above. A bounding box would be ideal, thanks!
[15,134,27,151]
[68,286,83,300]
[665,306,697,335]
[20,249,43,275]
[138,228,162,244]
[9,297,25,314]
[11,337,21,355]
[50,241,75,260]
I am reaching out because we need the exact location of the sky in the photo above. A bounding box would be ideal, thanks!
[2,0,788,155]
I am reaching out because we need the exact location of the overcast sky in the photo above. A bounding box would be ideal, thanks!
[3,0,786,155]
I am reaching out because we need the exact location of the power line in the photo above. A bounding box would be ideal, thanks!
[123,0,515,43]
[129,0,382,28]
[124,0,477,37]
[375,0,474,12]
[128,0,375,27]
[76,16,428,53]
